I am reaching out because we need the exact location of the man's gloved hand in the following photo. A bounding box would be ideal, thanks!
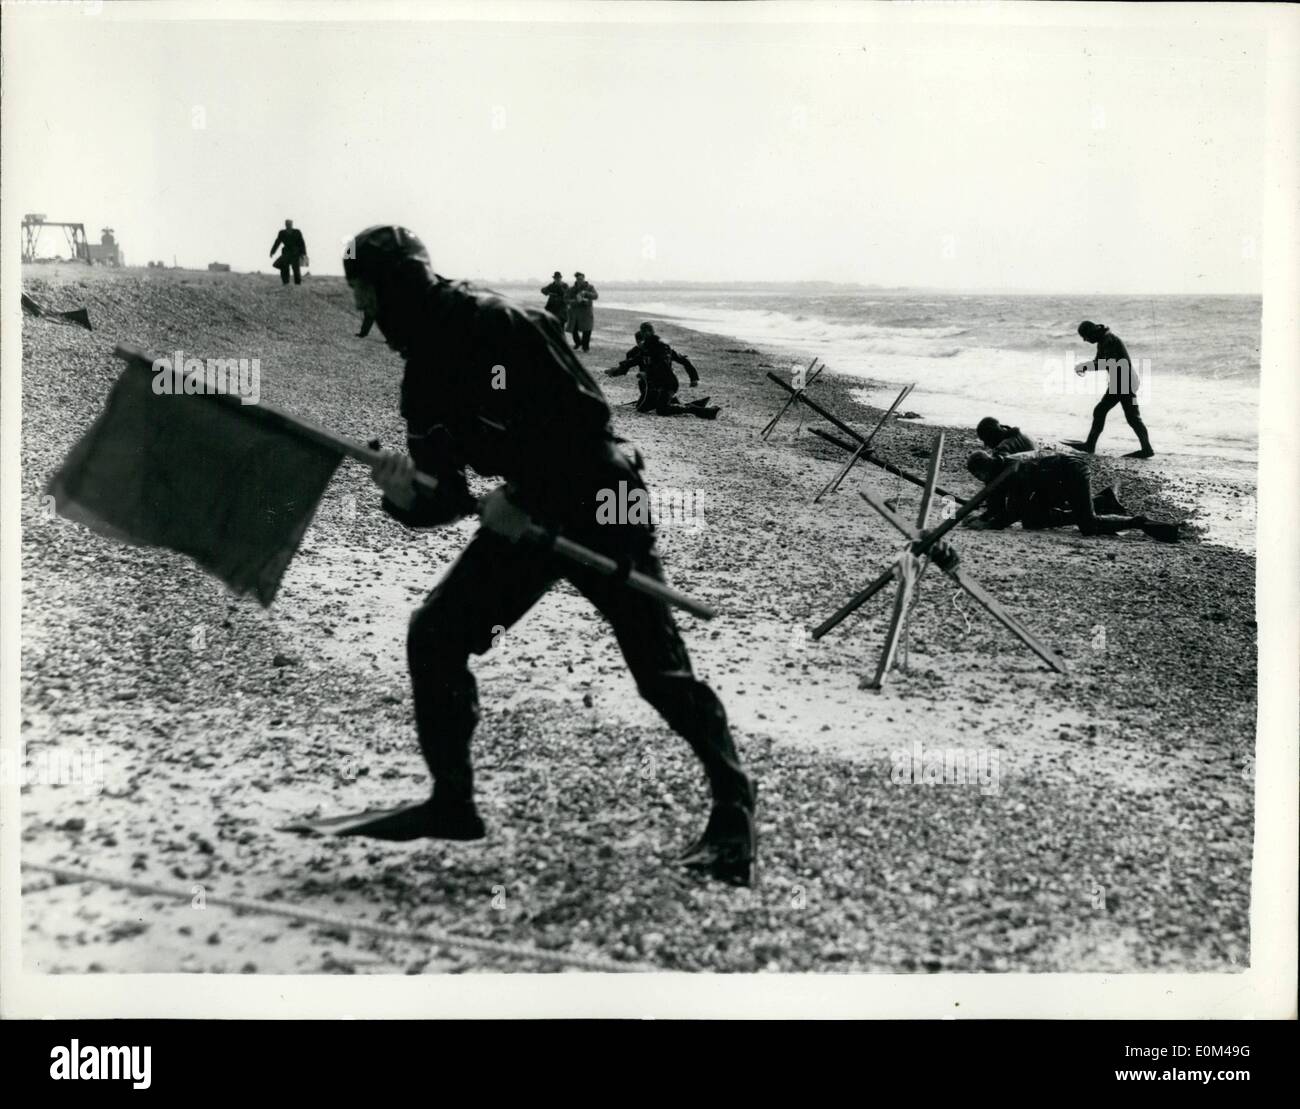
[930,541,960,571]
[480,486,536,543]
[369,450,417,511]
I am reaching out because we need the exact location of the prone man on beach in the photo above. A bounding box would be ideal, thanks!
[964,450,1179,541]
[337,225,757,885]
[607,323,719,419]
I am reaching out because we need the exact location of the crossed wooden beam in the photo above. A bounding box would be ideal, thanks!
[760,358,822,439]
[764,371,969,505]
[810,432,1068,689]
[812,382,915,502]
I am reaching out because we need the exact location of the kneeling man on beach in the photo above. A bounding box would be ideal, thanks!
[607,323,719,419]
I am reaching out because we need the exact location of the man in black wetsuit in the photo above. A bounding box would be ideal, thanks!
[607,323,718,418]
[964,451,1177,539]
[976,417,1035,455]
[609,332,650,405]
[339,226,756,884]
[1070,320,1155,458]
[270,219,308,286]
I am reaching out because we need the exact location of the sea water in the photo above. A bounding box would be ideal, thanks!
[593,287,1262,551]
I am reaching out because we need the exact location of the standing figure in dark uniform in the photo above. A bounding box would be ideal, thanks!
[976,417,1035,455]
[270,219,308,286]
[964,451,1177,539]
[340,226,756,885]
[540,271,569,322]
[568,271,597,351]
[1070,321,1154,458]
[607,323,718,418]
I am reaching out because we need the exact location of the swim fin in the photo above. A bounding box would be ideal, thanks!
[21,293,92,331]
[679,802,758,887]
[1135,517,1181,542]
[280,798,486,841]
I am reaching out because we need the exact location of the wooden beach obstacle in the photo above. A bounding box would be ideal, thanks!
[812,381,915,502]
[808,426,968,505]
[810,432,1068,690]
[764,371,959,504]
[760,358,822,440]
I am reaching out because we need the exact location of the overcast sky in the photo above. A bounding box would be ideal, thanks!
[3,3,1270,292]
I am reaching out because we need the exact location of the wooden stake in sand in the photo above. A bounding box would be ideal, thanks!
[810,432,1068,689]
[760,358,823,440]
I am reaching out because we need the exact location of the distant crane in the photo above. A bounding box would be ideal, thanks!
[21,215,122,265]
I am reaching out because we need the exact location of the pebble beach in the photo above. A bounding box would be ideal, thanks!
[18,265,1256,974]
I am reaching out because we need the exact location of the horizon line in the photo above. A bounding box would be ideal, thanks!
[17,261,1262,298]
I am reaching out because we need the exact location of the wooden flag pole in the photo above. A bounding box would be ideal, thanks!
[112,345,717,621]
[810,433,1067,687]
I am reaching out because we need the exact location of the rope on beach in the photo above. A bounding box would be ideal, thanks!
[24,863,656,974]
